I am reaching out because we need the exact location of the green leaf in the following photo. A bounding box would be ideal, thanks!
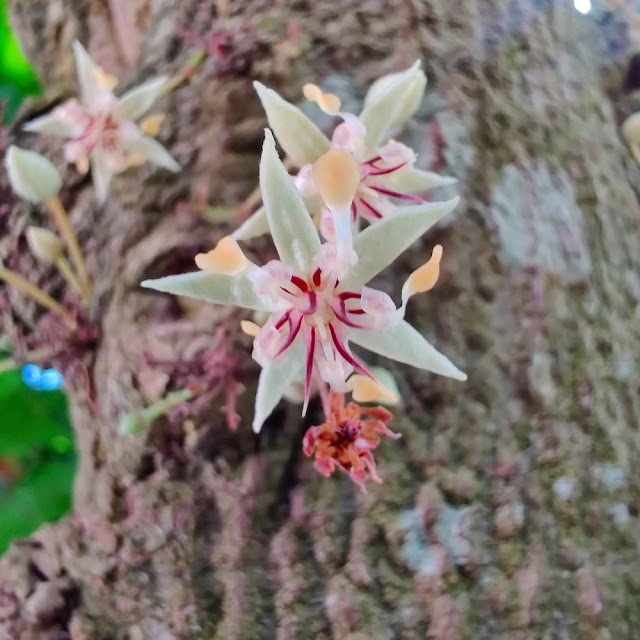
[254,82,330,167]
[344,197,460,288]
[0,458,75,555]
[347,320,467,381]
[141,271,279,312]
[260,129,321,274]
[0,369,72,458]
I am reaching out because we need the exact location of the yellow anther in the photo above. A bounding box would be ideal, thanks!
[312,149,360,212]
[349,375,399,404]
[195,236,251,275]
[125,153,146,168]
[405,245,443,296]
[303,83,341,115]
[94,67,118,91]
[240,320,261,337]
[140,114,165,137]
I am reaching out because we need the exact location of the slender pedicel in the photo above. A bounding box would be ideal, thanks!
[47,196,91,297]
[0,260,77,329]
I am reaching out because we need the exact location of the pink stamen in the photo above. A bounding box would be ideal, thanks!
[366,159,411,176]
[301,291,318,315]
[275,313,303,357]
[370,186,424,203]
[275,309,292,330]
[351,201,357,223]
[303,327,316,416]
[313,268,322,287]
[359,198,384,220]
[328,323,374,379]
[290,275,309,293]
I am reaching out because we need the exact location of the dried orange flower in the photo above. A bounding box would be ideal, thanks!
[302,392,400,491]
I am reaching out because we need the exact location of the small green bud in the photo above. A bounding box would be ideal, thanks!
[26,226,64,264]
[5,146,62,204]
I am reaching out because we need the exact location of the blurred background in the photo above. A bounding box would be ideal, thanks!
[0,0,75,557]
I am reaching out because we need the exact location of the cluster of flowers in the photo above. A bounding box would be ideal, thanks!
[143,61,467,489]
[3,41,467,490]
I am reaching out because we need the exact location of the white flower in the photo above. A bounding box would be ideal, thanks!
[24,40,180,203]
[234,61,455,242]
[142,130,464,433]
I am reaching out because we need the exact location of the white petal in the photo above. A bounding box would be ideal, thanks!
[344,197,459,288]
[253,339,305,432]
[379,166,456,194]
[359,61,422,154]
[232,206,270,241]
[72,40,102,107]
[115,76,169,121]
[126,135,180,172]
[254,81,330,167]
[260,129,321,273]
[90,149,113,204]
[23,112,76,138]
[141,271,280,311]
[347,321,467,381]
[363,67,426,131]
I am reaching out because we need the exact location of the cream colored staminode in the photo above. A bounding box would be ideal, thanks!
[195,236,253,275]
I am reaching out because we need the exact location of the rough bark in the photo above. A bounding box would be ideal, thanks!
[1,1,640,639]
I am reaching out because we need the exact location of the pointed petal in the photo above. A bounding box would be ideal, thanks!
[359,61,422,153]
[24,112,76,138]
[260,129,321,272]
[254,81,330,167]
[90,149,113,204]
[115,76,169,121]
[126,135,180,172]
[72,40,102,107]
[343,197,459,287]
[363,66,426,131]
[379,166,456,194]
[253,339,305,433]
[232,206,270,241]
[141,271,279,312]
[348,321,467,381]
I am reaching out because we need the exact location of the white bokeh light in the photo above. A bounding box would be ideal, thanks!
[574,0,592,14]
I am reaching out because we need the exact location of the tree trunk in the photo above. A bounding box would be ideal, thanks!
[1,1,640,639]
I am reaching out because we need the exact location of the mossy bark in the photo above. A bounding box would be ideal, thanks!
[1,1,640,639]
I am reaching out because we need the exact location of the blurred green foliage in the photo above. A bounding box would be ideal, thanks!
[0,367,76,556]
[0,4,73,557]
[0,0,41,122]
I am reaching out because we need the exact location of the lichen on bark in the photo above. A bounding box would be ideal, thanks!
[1,1,640,639]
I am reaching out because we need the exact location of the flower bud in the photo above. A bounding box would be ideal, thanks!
[4,146,62,203]
[26,226,64,264]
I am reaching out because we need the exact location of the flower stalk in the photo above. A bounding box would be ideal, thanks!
[47,196,91,297]
[161,49,208,96]
[0,260,77,328]
[119,388,195,435]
